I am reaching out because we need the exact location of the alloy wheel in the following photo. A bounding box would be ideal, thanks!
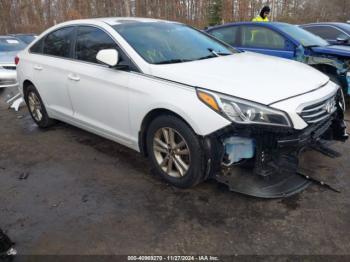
[153,127,191,178]
[28,91,43,122]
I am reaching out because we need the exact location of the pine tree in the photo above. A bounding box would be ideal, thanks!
[208,0,223,26]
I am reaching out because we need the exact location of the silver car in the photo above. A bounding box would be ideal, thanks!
[0,36,27,92]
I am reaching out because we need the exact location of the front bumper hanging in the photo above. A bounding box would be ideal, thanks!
[205,106,348,198]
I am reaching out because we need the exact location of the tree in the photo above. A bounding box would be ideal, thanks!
[208,0,223,26]
[1,0,350,34]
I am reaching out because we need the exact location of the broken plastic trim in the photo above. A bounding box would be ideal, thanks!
[296,45,350,94]
[210,102,347,198]
[6,92,25,112]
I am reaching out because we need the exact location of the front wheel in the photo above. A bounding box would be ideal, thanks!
[24,84,56,128]
[146,115,206,188]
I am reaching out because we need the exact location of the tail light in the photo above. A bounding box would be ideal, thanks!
[14,56,19,65]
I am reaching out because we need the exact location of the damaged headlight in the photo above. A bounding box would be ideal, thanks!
[197,89,292,127]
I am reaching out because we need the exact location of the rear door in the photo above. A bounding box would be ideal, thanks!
[67,25,133,144]
[31,26,75,117]
[237,25,295,59]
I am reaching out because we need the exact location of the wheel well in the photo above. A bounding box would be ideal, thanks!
[138,109,195,157]
[22,80,34,96]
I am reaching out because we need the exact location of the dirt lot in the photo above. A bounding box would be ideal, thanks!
[1,88,350,256]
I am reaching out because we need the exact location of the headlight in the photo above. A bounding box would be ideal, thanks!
[197,89,291,127]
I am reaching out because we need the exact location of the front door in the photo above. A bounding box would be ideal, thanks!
[238,25,295,60]
[67,26,132,145]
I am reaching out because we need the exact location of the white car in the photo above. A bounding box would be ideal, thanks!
[16,18,348,197]
[0,36,25,91]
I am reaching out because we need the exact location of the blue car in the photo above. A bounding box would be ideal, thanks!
[206,22,350,95]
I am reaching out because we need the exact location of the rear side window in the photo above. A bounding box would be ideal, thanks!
[241,26,286,50]
[43,27,75,58]
[304,26,348,40]
[209,26,239,46]
[30,38,44,54]
[75,26,118,64]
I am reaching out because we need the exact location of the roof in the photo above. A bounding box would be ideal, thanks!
[206,21,290,31]
[9,33,37,36]
[0,35,18,39]
[75,17,176,26]
[302,22,346,26]
[301,22,350,32]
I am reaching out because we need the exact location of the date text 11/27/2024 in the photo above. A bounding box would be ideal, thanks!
[127,256,220,261]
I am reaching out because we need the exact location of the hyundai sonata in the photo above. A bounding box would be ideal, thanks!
[16,18,348,198]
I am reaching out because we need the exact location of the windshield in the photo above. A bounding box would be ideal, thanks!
[275,23,329,47]
[338,23,350,33]
[0,38,27,52]
[113,22,236,64]
[15,35,36,44]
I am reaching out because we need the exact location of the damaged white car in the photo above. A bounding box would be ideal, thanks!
[16,18,348,198]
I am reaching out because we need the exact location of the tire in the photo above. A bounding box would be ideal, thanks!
[0,88,4,94]
[146,115,206,188]
[24,84,56,128]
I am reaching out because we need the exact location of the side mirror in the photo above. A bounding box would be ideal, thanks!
[96,49,119,67]
[336,36,350,44]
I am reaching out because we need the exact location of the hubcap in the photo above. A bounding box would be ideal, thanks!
[28,92,43,122]
[153,127,191,178]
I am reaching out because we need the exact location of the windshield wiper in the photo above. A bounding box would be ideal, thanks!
[208,48,231,56]
[155,59,193,65]
[197,54,217,60]
[304,45,321,48]
[305,44,330,48]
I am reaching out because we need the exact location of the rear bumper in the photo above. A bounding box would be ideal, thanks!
[0,68,18,88]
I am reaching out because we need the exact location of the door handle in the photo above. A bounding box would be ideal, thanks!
[68,74,80,82]
[34,65,43,71]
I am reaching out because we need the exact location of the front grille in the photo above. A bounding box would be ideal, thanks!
[299,95,337,124]
[3,66,16,70]
[0,79,17,85]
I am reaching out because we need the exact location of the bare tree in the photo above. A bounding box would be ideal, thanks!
[1,0,350,34]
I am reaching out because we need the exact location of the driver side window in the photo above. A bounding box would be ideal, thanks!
[241,26,286,50]
[75,26,119,64]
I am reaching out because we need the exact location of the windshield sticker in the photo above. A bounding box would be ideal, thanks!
[6,39,20,44]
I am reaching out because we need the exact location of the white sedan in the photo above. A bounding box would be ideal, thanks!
[0,36,25,91]
[16,18,348,197]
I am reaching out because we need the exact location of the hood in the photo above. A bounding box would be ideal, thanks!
[149,52,329,105]
[0,51,18,64]
[311,45,350,57]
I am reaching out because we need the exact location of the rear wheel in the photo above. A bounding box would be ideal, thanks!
[146,115,206,188]
[24,85,56,128]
